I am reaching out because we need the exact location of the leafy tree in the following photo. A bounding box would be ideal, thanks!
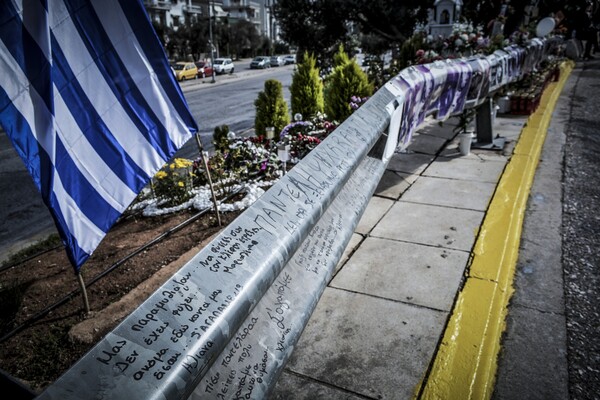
[230,20,263,58]
[324,46,372,122]
[254,80,291,136]
[290,53,324,119]
[274,0,433,66]
[350,0,432,43]
[273,0,357,68]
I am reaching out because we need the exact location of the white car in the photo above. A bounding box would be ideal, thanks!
[270,55,284,67]
[283,54,296,65]
[213,58,235,74]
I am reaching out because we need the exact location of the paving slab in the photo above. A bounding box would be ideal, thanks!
[494,115,527,141]
[283,288,446,400]
[406,133,448,155]
[271,372,366,400]
[422,156,507,183]
[387,152,435,175]
[508,120,565,314]
[334,233,363,276]
[375,170,417,200]
[512,236,564,314]
[371,201,484,252]
[354,196,395,235]
[331,237,468,311]
[417,120,458,140]
[439,141,511,161]
[493,305,569,400]
[401,175,496,211]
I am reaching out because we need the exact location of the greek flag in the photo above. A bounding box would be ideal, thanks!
[0,0,198,270]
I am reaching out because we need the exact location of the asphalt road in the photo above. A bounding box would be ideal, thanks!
[175,63,293,159]
[0,63,294,262]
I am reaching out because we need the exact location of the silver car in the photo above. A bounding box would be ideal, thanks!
[250,56,271,69]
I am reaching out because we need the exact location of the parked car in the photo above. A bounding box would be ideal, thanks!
[250,56,271,69]
[173,62,197,81]
[213,58,235,74]
[270,55,284,67]
[195,61,213,78]
[283,54,296,65]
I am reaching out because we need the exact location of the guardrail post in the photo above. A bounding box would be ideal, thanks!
[474,98,505,150]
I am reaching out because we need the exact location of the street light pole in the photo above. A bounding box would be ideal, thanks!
[208,0,216,83]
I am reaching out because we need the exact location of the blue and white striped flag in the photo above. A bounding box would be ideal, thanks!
[0,0,198,270]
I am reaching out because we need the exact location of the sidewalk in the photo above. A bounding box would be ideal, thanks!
[270,64,573,399]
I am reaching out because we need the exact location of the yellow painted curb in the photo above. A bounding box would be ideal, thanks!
[417,61,574,400]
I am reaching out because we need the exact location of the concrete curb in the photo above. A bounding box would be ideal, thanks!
[417,61,575,400]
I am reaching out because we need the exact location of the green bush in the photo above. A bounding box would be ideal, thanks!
[398,33,425,69]
[254,79,290,136]
[212,124,231,153]
[152,158,194,207]
[290,53,324,119]
[324,46,373,122]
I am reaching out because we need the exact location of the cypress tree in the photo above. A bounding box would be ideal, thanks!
[254,79,291,136]
[290,53,324,119]
[324,46,373,122]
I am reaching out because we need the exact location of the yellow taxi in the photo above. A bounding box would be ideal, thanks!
[173,62,198,81]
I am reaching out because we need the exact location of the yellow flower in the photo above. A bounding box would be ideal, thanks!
[178,181,184,187]
[155,171,167,179]
[173,158,192,169]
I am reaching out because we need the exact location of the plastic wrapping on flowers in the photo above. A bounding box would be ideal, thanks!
[127,114,337,217]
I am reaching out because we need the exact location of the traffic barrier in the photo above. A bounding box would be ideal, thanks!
[38,38,555,400]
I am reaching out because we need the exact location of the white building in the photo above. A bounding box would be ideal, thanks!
[428,0,463,37]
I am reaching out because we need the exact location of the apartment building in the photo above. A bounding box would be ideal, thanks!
[144,0,278,40]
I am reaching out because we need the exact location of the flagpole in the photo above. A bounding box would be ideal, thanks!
[195,133,222,226]
[76,272,90,314]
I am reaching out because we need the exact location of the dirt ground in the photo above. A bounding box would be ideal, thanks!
[0,208,241,393]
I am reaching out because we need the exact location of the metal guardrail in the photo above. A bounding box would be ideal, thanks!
[37,38,555,399]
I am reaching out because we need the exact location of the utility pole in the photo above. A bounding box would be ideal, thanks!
[267,0,274,55]
[208,0,216,83]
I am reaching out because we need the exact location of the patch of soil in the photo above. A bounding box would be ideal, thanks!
[0,208,241,393]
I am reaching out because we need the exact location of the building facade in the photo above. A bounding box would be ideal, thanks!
[144,0,277,40]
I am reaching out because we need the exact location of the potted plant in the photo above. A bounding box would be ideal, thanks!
[454,107,476,156]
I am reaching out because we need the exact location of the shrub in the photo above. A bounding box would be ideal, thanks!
[290,53,324,119]
[398,33,425,69]
[324,46,373,122]
[254,79,290,136]
[152,158,194,207]
[212,124,231,153]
